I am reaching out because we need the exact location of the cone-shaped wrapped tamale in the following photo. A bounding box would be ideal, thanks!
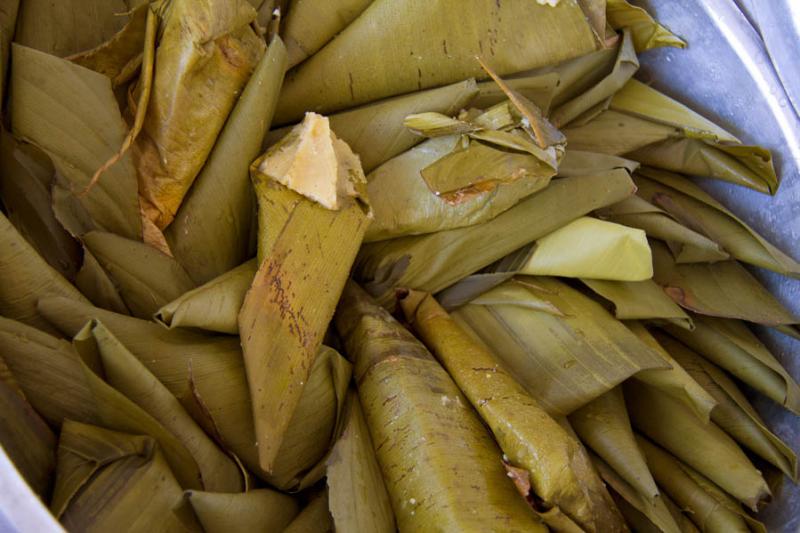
[283,490,334,533]
[605,0,686,52]
[400,290,626,532]
[336,282,546,532]
[185,489,299,533]
[74,246,131,315]
[239,112,370,472]
[52,421,202,533]
[557,150,640,178]
[582,278,693,329]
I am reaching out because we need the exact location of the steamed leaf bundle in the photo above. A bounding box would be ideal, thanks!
[582,278,692,329]
[605,0,686,52]
[74,246,130,315]
[186,489,299,533]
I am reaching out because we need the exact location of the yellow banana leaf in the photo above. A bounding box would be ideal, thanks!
[185,489,299,533]
[0,0,19,108]
[281,0,374,68]
[327,392,396,533]
[356,169,636,306]
[135,0,265,229]
[10,44,142,239]
[558,149,640,177]
[156,259,257,334]
[335,282,546,532]
[605,0,686,52]
[83,231,196,319]
[597,194,730,263]
[166,37,287,285]
[75,246,131,315]
[52,421,202,533]
[635,168,800,276]
[400,290,625,533]
[0,212,88,334]
[519,217,652,280]
[275,0,599,123]
[451,277,669,415]
[582,279,692,329]
[570,387,659,501]
[651,240,799,326]
[625,379,770,510]
[664,316,800,415]
[283,490,334,533]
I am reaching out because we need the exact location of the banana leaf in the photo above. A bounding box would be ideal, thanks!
[625,379,770,510]
[537,46,619,109]
[519,216,652,281]
[156,259,257,334]
[451,277,669,415]
[650,240,799,326]
[83,230,196,319]
[240,113,370,472]
[166,37,287,285]
[0,0,19,108]
[557,149,640,177]
[582,278,692,329]
[356,169,636,306]
[0,131,81,280]
[660,334,797,480]
[335,282,546,532]
[635,168,800,276]
[281,0,374,68]
[605,0,686,52]
[570,387,659,501]
[274,0,599,123]
[472,73,559,112]
[283,490,334,533]
[400,290,625,533]
[75,246,131,315]
[135,0,265,230]
[10,44,142,240]
[185,489,299,533]
[664,316,800,415]
[660,491,701,533]
[637,436,757,533]
[327,391,396,533]
[597,194,730,263]
[0,211,88,334]
[52,421,202,533]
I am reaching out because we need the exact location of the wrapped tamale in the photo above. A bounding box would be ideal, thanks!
[605,0,686,52]
[336,282,546,532]
[400,290,625,533]
[283,490,334,533]
[581,278,693,329]
[0,0,19,106]
[186,489,299,533]
[52,421,202,533]
[74,246,131,315]
[239,112,370,471]
[557,150,640,177]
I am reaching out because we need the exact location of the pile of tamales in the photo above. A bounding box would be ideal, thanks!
[0,0,798,531]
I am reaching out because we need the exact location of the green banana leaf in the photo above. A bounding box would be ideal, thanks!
[557,149,640,177]
[0,0,19,108]
[83,231,196,319]
[10,44,142,240]
[664,316,800,415]
[451,277,669,415]
[327,391,396,533]
[185,489,299,533]
[400,291,625,533]
[335,282,546,532]
[283,490,334,533]
[660,491,701,533]
[472,73,559,112]
[537,46,618,109]
[74,246,131,315]
[166,37,287,285]
[605,0,686,52]
[625,379,770,510]
[52,421,202,533]
[274,0,599,123]
[240,113,370,472]
[356,169,636,306]
[582,278,692,329]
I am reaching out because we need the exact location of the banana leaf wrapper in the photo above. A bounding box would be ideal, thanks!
[596,194,730,263]
[283,490,334,533]
[281,0,374,68]
[557,150,640,177]
[637,435,764,533]
[156,259,257,334]
[660,491,701,533]
[664,316,800,415]
[0,211,88,334]
[356,169,636,306]
[275,0,599,124]
[240,113,370,472]
[134,0,265,229]
[605,0,686,52]
[326,391,396,533]
[650,240,799,327]
[635,167,800,276]
[0,0,19,107]
[185,489,299,533]
[75,246,131,315]
[83,230,196,319]
[10,44,142,240]
[0,131,81,280]
[400,290,625,532]
[472,73,559,112]
[335,282,545,531]
[582,278,692,329]
[660,334,797,480]
[625,379,770,510]
[451,277,669,415]
[166,37,287,285]
[52,421,202,533]
[570,387,659,501]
